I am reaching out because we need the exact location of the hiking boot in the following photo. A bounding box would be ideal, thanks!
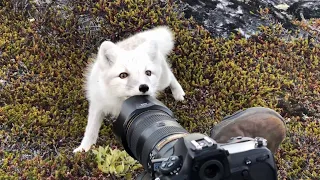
[210,107,286,153]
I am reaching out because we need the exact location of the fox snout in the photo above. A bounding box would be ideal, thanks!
[139,84,149,93]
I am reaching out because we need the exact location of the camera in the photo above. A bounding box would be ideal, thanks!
[112,95,277,180]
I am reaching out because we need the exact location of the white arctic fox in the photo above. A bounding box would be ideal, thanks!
[73,26,185,153]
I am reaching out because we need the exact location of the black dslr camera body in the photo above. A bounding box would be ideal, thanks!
[113,95,277,180]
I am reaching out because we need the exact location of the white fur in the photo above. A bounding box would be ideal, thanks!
[73,26,185,153]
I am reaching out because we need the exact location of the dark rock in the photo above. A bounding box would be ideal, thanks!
[287,1,320,20]
[277,97,310,118]
[177,0,320,38]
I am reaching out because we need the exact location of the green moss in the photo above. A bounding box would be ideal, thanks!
[92,146,142,179]
[1,0,319,179]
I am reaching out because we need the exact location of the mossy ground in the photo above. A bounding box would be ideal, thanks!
[1,0,319,179]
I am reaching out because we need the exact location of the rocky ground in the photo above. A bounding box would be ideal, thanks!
[178,0,320,39]
[0,0,319,179]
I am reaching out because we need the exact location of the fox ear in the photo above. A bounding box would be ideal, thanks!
[98,41,119,65]
[148,40,158,60]
[138,40,158,61]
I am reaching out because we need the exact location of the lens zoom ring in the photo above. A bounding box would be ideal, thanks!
[128,111,173,158]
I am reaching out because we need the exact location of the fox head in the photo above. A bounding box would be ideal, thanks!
[97,40,163,100]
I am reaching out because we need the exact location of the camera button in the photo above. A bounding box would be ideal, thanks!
[244,158,252,165]
[256,154,270,162]
[161,162,167,168]
[163,157,169,163]
[167,162,174,167]
[170,156,177,161]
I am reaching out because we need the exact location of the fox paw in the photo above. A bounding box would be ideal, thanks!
[172,88,185,101]
[73,144,92,153]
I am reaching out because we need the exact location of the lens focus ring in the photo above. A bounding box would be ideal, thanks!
[127,111,173,158]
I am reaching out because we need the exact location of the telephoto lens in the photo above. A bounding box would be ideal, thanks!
[113,95,278,180]
[112,95,189,169]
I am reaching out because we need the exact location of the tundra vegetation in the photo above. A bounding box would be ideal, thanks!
[0,0,319,179]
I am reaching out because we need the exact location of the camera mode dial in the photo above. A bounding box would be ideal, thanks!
[159,156,182,175]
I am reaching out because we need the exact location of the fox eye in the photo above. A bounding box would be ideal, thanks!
[119,72,129,79]
[145,70,151,76]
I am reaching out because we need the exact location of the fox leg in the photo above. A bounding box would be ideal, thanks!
[169,71,185,101]
[73,103,104,153]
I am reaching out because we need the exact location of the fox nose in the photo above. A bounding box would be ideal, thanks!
[139,84,149,93]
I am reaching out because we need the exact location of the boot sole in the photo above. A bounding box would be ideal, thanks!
[210,107,286,139]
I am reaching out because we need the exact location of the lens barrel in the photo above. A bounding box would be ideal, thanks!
[113,95,188,168]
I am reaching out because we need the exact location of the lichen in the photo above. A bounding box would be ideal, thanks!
[0,0,319,179]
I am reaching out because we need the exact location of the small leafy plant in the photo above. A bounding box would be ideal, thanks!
[92,146,142,179]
